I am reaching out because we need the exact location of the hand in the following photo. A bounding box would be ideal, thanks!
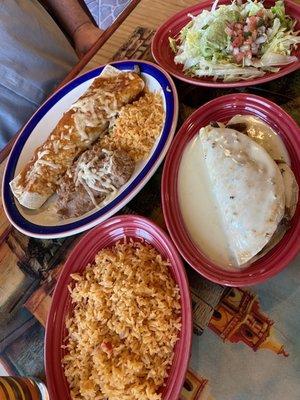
[74,22,103,58]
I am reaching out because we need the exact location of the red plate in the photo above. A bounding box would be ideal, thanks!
[162,93,300,286]
[45,215,192,400]
[152,0,300,88]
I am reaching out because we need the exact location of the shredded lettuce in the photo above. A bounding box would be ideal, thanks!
[170,0,300,81]
[260,53,298,66]
[263,26,300,56]
[168,37,178,53]
[243,0,264,17]
[271,0,292,29]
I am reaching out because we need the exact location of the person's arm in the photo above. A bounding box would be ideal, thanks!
[41,0,103,57]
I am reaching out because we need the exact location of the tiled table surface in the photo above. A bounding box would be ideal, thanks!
[85,0,131,29]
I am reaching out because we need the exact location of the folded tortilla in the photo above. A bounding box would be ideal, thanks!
[10,68,144,209]
[224,115,299,262]
[199,125,285,266]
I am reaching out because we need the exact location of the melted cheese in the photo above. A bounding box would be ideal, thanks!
[25,150,59,183]
[227,115,290,164]
[178,135,235,268]
[71,91,119,142]
[178,126,286,269]
[74,150,117,206]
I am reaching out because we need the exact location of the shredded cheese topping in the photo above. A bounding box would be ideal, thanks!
[12,72,143,199]
[74,149,117,207]
[72,92,119,142]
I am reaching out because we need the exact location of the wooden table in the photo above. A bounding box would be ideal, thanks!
[0,1,300,399]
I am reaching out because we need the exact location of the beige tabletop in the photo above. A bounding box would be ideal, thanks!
[82,0,199,71]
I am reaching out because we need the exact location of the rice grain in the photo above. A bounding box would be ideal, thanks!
[62,240,181,400]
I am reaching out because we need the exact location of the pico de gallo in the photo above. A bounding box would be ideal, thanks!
[169,0,300,81]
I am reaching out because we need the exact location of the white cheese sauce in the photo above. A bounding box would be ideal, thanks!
[177,116,289,270]
[178,135,236,269]
[227,115,290,164]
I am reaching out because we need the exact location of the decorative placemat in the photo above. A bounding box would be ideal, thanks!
[111,27,155,61]
[0,27,299,400]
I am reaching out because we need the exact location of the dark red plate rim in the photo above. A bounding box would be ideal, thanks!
[45,215,192,400]
[162,93,300,286]
[151,0,300,88]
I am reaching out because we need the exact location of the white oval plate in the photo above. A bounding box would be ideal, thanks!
[2,60,178,238]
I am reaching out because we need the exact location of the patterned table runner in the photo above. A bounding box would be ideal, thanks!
[0,27,299,400]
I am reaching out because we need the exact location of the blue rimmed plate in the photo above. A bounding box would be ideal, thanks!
[2,60,178,238]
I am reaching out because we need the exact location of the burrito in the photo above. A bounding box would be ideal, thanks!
[178,115,298,269]
[56,142,135,219]
[10,71,144,209]
[226,115,299,260]
[199,124,286,266]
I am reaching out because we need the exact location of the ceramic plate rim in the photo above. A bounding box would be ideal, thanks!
[44,215,193,400]
[151,0,300,88]
[162,93,300,286]
[2,60,178,239]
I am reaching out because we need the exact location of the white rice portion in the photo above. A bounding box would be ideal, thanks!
[62,240,181,400]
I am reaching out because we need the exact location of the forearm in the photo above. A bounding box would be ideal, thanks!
[40,0,103,57]
[41,0,93,39]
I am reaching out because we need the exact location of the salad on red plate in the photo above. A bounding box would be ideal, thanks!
[169,0,300,81]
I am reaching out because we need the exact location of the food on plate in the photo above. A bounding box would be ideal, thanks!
[10,71,145,209]
[169,0,300,81]
[178,116,298,269]
[56,142,135,218]
[226,114,299,256]
[100,92,164,162]
[62,240,181,400]
[56,90,164,219]
[226,114,290,162]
